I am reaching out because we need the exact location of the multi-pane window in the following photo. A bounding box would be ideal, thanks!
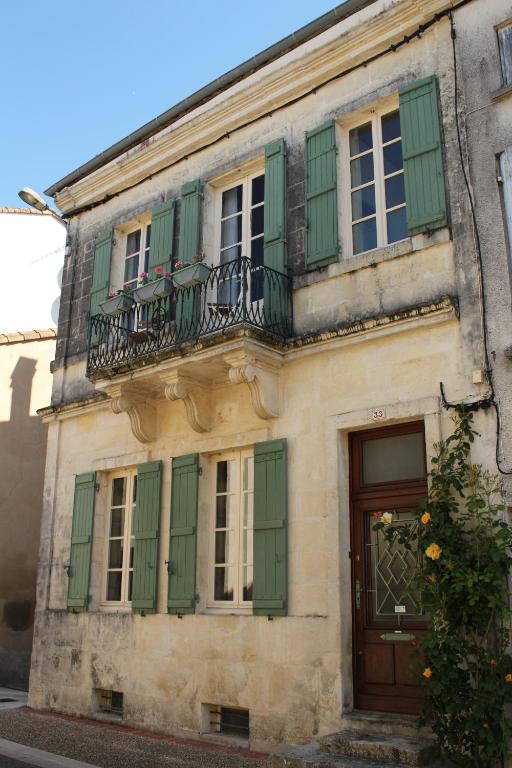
[123,225,151,290]
[211,451,254,608]
[348,108,407,256]
[104,472,136,604]
[498,23,512,87]
[219,174,264,303]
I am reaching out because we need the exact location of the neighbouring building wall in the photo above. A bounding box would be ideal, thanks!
[0,334,56,688]
[452,4,512,480]
[0,209,65,334]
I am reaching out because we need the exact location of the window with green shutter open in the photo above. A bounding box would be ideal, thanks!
[338,78,447,258]
[342,103,408,257]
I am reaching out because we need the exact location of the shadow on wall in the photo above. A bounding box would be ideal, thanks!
[0,356,48,690]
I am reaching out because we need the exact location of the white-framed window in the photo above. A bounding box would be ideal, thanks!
[123,224,151,290]
[103,471,137,605]
[216,172,265,303]
[209,450,254,610]
[341,104,407,257]
[497,21,512,87]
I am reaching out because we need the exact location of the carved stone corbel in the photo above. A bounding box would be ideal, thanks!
[225,351,281,419]
[161,372,211,433]
[107,384,157,444]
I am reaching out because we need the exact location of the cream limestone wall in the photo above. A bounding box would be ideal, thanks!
[31,308,466,750]
[0,337,55,688]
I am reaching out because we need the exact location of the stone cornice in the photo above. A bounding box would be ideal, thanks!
[55,0,455,214]
[286,296,458,359]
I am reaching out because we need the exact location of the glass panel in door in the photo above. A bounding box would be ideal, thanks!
[368,506,422,625]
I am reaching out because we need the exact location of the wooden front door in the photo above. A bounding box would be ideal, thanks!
[350,421,428,714]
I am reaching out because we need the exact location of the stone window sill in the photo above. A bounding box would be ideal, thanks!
[98,603,131,613]
[200,732,249,750]
[200,606,253,616]
[292,227,451,291]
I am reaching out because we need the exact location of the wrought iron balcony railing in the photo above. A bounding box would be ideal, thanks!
[87,257,291,375]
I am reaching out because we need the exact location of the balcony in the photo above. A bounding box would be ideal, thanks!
[87,258,291,442]
[88,257,291,376]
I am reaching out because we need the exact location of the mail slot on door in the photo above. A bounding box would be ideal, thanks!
[380,632,415,642]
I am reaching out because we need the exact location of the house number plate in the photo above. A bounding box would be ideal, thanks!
[371,408,386,421]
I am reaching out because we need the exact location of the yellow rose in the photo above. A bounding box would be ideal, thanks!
[426,543,442,560]
[421,512,431,525]
[382,512,393,526]
[505,674,512,683]
[423,668,432,679]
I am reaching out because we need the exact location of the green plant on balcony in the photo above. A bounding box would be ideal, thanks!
[100,284,135,315]
[172,251,211,288]
[373,412,512,768]
[133,266,173,304]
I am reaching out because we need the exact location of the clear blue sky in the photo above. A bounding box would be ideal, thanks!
[2,1,340,209]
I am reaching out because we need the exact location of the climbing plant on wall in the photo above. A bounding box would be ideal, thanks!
[374,412,512,767]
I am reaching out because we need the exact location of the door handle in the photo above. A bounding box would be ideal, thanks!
[355,579,361,609]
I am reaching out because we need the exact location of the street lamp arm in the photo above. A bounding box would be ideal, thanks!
[18,187,67,227]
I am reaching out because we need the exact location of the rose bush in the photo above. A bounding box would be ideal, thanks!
[373,412,512,767]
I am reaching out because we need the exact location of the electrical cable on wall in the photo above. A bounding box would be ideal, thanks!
[440,12,512,475]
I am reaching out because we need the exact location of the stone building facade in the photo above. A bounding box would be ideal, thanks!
[30,0,512,752]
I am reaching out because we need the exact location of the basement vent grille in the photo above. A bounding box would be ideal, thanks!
[94,689,124,717]
[209,705,249,738]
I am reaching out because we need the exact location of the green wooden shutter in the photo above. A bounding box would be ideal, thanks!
[264,139,287,273]
[149,199,175,274]
[132,461,162,614]
[89,229,113,318]
[168,454,199,614]
[263,139,289,332]
[176,181,202,342]
[305,121,339,270]
[67,472,96,612]
[400,76,448,236]
[253,439,288,616]
[178,180,202,262]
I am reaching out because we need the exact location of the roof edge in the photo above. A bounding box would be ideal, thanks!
[0,207,52,216]
[46,0,377,198]
[0,328,57,345]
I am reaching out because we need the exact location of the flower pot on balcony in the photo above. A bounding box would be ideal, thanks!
[133,276,173,304]
[172,262,211,288]
[100,294,135,316]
